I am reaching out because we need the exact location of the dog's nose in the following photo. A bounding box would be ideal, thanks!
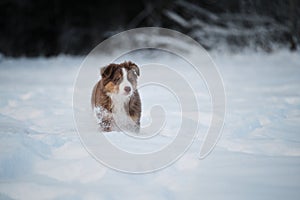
[124,86,131,93]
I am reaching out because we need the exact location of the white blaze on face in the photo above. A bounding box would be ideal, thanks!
[119,67,133,96]
[108,67,136,131]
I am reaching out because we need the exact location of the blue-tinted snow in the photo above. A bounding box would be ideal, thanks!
[0,50,299,199]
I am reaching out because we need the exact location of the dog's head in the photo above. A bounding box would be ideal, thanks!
[100,61,140,97]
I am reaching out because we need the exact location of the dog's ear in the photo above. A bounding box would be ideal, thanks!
[130,63,140,76]
[101,64,115,79]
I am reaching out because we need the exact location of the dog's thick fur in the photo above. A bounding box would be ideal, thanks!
[91,61,141,132]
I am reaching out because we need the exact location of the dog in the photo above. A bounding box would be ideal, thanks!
[91,61,141,132]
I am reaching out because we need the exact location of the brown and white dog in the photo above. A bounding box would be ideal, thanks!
[91,61,141,132]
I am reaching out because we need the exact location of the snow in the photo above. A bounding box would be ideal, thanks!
[0,49,300,199]
[165,10,190,28]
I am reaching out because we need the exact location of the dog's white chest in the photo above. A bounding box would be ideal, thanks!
[110,94,135,130]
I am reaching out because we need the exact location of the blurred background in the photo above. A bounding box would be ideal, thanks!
[0,0,299,57]
[1,1,300,199]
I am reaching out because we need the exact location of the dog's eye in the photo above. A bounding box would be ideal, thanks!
[113,76,121,82]
[128,70,137,80]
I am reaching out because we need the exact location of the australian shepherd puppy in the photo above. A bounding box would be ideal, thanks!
[91,61,141,132]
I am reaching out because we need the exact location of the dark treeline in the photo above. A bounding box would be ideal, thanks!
[0,0,299,57]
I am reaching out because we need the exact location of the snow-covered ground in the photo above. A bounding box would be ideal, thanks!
[0,49,300,199]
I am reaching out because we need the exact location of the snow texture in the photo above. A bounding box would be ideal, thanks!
[0,49,300,199]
